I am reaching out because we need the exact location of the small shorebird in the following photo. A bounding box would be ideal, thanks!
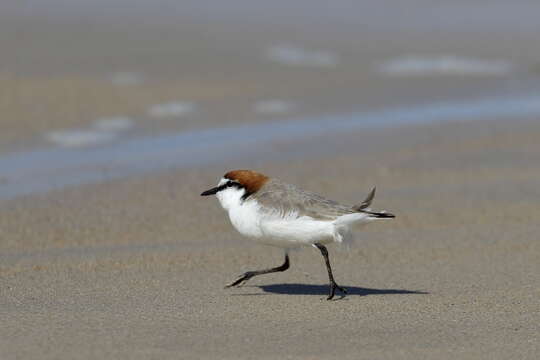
[201,170,395,300]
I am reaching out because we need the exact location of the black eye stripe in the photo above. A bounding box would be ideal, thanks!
[226,181,239,188]
[217,181,242,192]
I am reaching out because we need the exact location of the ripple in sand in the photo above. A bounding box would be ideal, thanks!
[265,44,339,68]
[92,116,134,132]
[377,55,513,77]
[147,102,196,118]
[45,130,116,148]
[46,116,133,148]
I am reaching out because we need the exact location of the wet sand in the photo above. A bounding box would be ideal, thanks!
[2,1,540,357]
[1,118,539,359]
[2,1,540,154]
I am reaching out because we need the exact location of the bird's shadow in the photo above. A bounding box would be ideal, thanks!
[234,283,428,297]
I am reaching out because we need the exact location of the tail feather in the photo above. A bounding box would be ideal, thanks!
[352,187,376,211]
[363,210,395,219]
[352,187,395,219]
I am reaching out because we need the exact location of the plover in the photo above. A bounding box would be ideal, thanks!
[201,170,395,300]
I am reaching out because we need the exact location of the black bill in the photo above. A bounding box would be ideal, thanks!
[200,187,220,196]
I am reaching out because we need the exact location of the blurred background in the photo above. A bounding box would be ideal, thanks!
[2,2,540,358]
[1,0,540,198]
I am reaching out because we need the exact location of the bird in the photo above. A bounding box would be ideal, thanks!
[201,169,395,300]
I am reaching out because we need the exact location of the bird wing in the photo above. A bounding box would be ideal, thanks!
[249,179,355,221]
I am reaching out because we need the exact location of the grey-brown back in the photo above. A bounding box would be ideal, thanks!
[249,179,356,220]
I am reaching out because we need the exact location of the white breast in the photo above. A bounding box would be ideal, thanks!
[229,201,338,247]
[216,183,353,247]
[228,200,265,238]
[216,185,264,238]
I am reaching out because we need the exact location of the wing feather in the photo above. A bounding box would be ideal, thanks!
[249,179,355,220]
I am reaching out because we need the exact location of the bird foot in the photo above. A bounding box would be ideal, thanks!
[224,272,255,288]
[327,282,348,300]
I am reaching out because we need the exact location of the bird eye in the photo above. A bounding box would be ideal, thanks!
[226,181,241,189]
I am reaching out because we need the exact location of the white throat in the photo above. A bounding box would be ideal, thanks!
[215,178,247,211]
[214,178,263,239]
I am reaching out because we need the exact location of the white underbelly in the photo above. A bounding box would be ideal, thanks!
[227,204,342,248]
[259,217,336,247]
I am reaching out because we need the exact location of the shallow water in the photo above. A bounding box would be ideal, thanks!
[1,92,539,200]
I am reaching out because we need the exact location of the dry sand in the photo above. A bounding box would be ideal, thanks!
[2,2,539,358]
[1,119,539,359]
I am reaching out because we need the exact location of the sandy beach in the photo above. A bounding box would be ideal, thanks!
[1,118,539,359]
[1,1,540,358]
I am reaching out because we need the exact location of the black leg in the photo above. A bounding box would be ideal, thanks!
[314,244,347,300]
[225,253,290,288]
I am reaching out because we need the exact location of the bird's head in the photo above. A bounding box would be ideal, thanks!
[201,170,269,209]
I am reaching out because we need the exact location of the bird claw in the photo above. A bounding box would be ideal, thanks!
[327,282,347,300]
[224,272,254,288]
